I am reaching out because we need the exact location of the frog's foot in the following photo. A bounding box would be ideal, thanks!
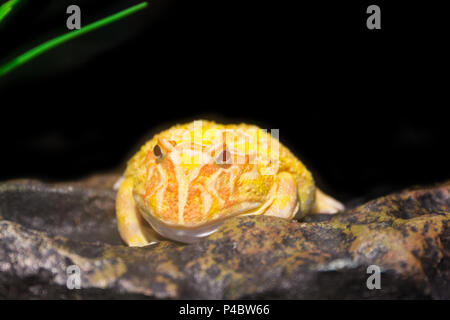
[116,177,161,247]
[312,188,345,214]
[263,172,299,219]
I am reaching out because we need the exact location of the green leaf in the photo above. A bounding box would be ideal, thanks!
[0,1,148,77]
[0,0,21,23]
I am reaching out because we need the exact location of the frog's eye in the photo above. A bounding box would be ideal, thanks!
[215,149,231,165]
[153,144,164,160]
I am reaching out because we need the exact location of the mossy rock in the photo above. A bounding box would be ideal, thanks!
[0,176,449,299]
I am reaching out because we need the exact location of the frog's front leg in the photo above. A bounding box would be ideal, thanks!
[263,172,345,219]
[263,172,300,219]
[116,177,160,247]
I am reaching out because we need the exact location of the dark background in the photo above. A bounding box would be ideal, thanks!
[0,0,448,203]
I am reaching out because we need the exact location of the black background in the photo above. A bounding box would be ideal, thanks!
[1,299,442,318]
[0,0,448,204]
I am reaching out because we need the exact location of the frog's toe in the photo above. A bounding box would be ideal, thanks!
[263,172,299,219]
[116,177,160,247]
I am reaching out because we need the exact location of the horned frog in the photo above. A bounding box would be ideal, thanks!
[116,120,344,246]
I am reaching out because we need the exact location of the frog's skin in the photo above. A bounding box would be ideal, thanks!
[116,120,344,246]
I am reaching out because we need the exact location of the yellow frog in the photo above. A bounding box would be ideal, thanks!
[116,120,344,246]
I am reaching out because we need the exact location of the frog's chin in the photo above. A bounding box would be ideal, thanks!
[139,207,224,244]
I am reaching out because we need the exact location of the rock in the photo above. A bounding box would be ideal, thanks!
[0,176,449,299]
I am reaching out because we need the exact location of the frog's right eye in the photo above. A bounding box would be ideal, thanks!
[153,144,164,160]
[215,149,231,165]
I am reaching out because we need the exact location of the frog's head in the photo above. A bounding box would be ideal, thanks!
[129,121,281,242]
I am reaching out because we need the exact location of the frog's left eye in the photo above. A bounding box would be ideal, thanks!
[153,144,164,160]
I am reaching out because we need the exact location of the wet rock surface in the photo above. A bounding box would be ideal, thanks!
[0,175,449,299]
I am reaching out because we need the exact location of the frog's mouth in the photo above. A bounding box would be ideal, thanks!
[140,209,224,243]
[136,197,275,244]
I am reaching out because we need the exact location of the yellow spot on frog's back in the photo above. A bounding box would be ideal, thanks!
[179,152,201,170]
[203,127,221,144]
